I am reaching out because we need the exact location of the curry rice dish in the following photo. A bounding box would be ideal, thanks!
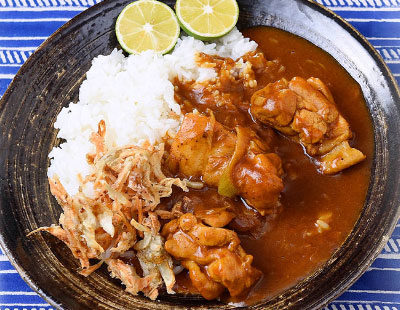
[32,26,373,305]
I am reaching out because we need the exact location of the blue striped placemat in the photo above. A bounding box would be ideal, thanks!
[0,1,399,309]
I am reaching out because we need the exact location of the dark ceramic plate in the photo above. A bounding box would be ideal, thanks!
[0,0,399,309]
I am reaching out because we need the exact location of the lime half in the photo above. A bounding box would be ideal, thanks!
[175,0,239,41]
[115,0,180,54]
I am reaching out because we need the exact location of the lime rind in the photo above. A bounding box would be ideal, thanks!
[175,0,239,41]
[115,0,180,55]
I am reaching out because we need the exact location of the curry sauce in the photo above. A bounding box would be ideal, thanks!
[168,26,373,304]
[40,22,375,305]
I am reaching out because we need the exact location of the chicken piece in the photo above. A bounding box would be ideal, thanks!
[250,79,298,129]
[158,189,264,235]
[204,119,238,186]
[182,260,225,300]
[180,194,236,228]
[168,113,284,215]
[233,153,283,214]
[196,206,235,228]
[162,214,261,300]
[250,77,365,173]
[320,141,366,174]
[241,51,270,71]
[168,112,236,187]
[207,248,260,297]
[290,77,339,124]
[292,109,328,144]
[306,77,335,104]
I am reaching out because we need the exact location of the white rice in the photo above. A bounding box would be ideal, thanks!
[48,28,257,196]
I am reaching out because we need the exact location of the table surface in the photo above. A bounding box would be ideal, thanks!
[0,0,400,309]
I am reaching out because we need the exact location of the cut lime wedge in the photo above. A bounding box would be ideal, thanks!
[115,0,180,54]
[175,0,239,41]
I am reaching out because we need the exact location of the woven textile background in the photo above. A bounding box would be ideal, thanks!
[0,0,400,309]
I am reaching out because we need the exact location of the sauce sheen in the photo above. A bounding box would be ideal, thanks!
[168,26,374,304]
[239,26,373,304]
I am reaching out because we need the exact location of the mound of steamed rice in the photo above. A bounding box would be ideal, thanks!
[48,28,258,196]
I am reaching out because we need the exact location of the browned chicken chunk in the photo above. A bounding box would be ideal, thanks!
[162,213,261,299]
[250,77,365,174]
[180,194,236,228]
[167,112,236,187]
[168,112,284,215]
[233,151,283,214]
[156,191,236,228]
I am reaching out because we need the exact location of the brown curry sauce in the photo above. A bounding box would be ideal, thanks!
[164,27,374,305]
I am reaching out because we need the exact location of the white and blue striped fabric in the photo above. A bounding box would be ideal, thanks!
[0,1,400,309]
